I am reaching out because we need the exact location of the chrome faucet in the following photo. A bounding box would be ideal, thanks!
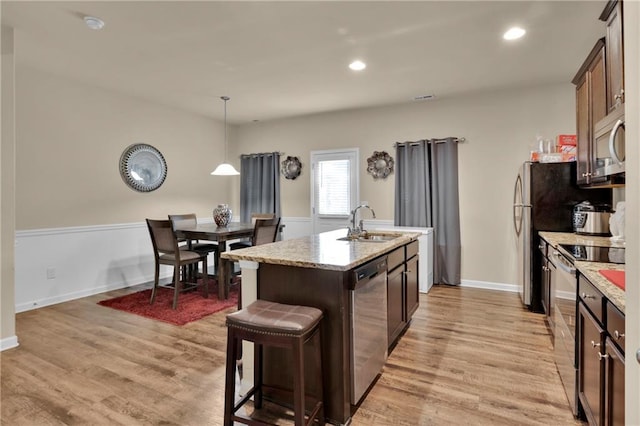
[348,205,376,239]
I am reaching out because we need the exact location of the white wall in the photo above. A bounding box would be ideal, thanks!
[231,83,577,287]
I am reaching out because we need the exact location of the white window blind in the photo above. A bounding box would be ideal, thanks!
[316,159,351,216]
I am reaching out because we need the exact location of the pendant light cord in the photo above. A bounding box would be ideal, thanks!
[221,96,230,163]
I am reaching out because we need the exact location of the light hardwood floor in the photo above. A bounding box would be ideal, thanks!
[1,284,585,425]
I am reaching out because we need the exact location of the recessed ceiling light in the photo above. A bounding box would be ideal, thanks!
[503,27,526,41]
[349,60,366,71]
[84,16,105,30]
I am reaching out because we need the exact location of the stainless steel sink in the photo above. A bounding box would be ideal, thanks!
[337,233,401,243]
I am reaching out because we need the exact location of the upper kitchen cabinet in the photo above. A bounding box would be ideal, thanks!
[573,0,626,188]
[573,39,607,186]
[600,0,624,113]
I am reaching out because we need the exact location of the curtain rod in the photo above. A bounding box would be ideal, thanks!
[240,151,284,158]
[394,137,466,147]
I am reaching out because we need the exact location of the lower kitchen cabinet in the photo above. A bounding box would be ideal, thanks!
[577,273,625,426]
[387,264,405,345]
[604,337,625,426]
[578,302,605,425]
[405,252,419,318]
[387,240,420,350]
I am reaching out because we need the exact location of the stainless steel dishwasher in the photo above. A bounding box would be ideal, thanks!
[350,257,388,404]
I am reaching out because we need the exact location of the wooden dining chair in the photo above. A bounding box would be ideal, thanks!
[227,216,281,298]
[228,213,276,250]
[229,214,278,250]
[169,213,220,279]
[146,219,209,309]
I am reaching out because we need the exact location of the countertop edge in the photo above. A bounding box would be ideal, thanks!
[221,231,420,272]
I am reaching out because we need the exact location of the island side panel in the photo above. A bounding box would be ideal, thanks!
[258,263,352,425]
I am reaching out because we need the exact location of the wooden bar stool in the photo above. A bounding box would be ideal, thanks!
[224,300,325,426]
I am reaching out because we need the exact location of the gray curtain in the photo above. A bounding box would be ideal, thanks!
[239,152,281,223]
[394,138,461,285]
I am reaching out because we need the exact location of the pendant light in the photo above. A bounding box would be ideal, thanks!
[211,96,240,176]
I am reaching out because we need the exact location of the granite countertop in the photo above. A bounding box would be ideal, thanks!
[539,231,625,314]
[575,261,625,313]
[221,228,420,272]
[538,231,626,249]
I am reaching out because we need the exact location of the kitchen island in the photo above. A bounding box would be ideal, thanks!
[221,228,421,425]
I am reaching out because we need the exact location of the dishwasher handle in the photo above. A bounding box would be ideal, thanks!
[351,258,387,290]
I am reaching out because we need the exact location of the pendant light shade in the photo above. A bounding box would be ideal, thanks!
[211,96,239,176]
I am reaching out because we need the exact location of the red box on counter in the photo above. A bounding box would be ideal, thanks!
[557,134,577,146]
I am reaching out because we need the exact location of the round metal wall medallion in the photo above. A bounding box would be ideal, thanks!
[119,143,168,192]
[366,151,394,179]
[281,156,302,180]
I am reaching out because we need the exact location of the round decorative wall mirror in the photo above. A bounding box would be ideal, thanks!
[119,143,168,192]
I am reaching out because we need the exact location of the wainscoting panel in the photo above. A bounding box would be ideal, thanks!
[14,217,515,312]
[15,222,161,313]
[14,217,313,313]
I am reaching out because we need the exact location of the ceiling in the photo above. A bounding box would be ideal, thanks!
[2,1,606,124]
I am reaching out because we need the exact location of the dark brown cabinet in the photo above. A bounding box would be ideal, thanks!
[387,263,405,345]
[387,240,419,350]
[577,274,625,426]
[405,255,419,318]
[600,0,624,113]
[604,337,625,426]
[573,39,607,186]
[574,0,626,188]
[578,302,605,425]
[604,302,625,426]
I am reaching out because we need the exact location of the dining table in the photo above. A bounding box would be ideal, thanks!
[174,222,255,300]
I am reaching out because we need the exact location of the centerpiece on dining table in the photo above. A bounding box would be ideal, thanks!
[213,204,232,227]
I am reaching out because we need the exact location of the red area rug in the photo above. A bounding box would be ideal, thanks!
[98,281,238,326]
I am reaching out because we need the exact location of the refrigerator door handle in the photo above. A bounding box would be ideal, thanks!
[513,174,527,236]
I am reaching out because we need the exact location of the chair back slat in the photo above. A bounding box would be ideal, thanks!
[252,217,281,246]
[146,219,178,256]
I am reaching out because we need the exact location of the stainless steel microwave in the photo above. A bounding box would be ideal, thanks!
[593,105,625,177]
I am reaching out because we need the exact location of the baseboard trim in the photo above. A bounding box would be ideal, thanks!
[460,279,519,293]
[15,272,173,313]
[1,335,19,351]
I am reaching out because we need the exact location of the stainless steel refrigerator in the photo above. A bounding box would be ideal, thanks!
[513,162,611,312]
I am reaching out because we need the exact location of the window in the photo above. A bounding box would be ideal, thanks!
[316,159,351,216]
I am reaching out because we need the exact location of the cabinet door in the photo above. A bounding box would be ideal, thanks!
[579,303,605,426]
[405,256,419,319]
[576,74,591,186]
[387,266,405,347]
[574,39,606,186]
[589,46,608,185]
[603,0,624,112]
[604,337,625,426]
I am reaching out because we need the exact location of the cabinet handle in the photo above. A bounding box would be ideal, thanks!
[614,330,625,340]
[598,352,609,361]
[591,340,600,348]
[581,292,595,300]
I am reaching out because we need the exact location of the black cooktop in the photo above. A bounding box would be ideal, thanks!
[559,244,625,264]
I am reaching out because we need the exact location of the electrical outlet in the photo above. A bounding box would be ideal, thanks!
[46,268,56,279]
